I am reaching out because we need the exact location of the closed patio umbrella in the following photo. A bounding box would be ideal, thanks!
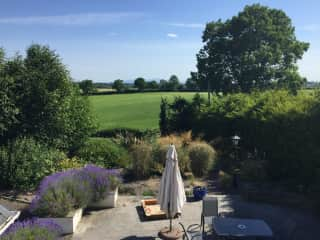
[158,144,186,239]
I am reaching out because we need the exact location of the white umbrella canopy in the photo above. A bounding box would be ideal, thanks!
[158,144,186,225]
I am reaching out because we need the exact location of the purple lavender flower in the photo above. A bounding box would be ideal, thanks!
[1,218,62,240]
[29,165,121,217]
[80,165,121,202]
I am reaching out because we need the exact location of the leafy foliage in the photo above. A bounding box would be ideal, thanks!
[163,90,320,191]
[78,79,96,95]
[112,79,125,92]
[75,137,131,168]
[0,137,66,190]
[134,77,146,91]
[196,4,309,93]
[0,44,96,150]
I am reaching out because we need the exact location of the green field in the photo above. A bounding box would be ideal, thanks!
[90,92,202,130]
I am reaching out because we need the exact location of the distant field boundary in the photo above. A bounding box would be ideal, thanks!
[95,128,159,138]
[91,89,203,95]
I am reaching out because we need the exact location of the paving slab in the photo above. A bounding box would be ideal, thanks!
[72,194,320,240]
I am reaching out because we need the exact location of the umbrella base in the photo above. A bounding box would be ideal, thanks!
[158,226,183,240]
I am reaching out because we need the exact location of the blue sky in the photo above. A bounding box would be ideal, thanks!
[0,0,319,82]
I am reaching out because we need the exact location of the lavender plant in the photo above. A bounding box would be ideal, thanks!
[0,218,62,240]
[29,165,121,217]
[81,165,121,202]
[30,169,92,217]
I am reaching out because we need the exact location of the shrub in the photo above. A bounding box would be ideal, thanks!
[55,157,84,171]
[75,137,130,168]
[176,147,191,174]
[153,142,191,175]
[1,218,62,240]
[0,137,66,190]
[218,170,233,190]
[29,169,92,217]
[240,159,267,182]
[152,144,168,174]
[130,143,153,179]
[188,142,215,177]
[142,189,155,196]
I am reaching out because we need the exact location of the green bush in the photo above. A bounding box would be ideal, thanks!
[176,147,191,174]
[240,159,267,182]
[188,142,215,177]
[0,137,66,190]
[130,143,153,179]
[75,137,130,168]
[218,170,233,190]
[152,143,191,175]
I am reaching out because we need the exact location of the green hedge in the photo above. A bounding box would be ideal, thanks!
[163,90,320,191]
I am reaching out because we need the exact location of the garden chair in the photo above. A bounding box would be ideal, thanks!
[201,196,219,235]
[179,222,204,240]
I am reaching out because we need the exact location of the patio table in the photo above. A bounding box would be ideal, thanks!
[212,217,273,239]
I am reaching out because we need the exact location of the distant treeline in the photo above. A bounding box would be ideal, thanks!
[76,75,200,95]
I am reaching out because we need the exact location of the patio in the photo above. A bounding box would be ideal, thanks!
[71,194,320,240]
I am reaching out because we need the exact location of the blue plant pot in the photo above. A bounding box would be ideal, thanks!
[193,186,207,201]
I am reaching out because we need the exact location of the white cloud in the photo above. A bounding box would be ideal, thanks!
[299,24,320,32]
[167,23,205,29]
[0,12,143,25]
[167,33,178,38]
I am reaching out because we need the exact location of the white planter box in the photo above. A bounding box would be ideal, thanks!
[88,187,118,209]
[41,208,83,234]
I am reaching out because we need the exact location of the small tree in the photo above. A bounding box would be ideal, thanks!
[134,77,146,91]
[167,75,180,91]
[147,80,159,89]
[78,79,96,95]
[159,97,169,136]
[112,79,125,92]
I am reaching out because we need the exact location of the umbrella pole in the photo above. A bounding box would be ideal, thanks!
[168,202,172,231]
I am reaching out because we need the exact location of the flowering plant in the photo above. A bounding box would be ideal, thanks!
[1,218,62,240]
[81,165,121,202]
[29,169,92,217]
[29,165,121,217]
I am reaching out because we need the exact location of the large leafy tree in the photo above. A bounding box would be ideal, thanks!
[196,4,309,94]
[0,49,19,140]
[0,44,96,150]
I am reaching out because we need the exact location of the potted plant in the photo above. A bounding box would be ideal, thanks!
[193,186,207,201]
[84,165,121,209]
[29,170,91,234]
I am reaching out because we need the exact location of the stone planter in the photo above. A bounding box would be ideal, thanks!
[88,187,118,209]
[41,208,83,234]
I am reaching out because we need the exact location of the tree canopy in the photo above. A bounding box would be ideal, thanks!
[79,79,96,95]
[0,44,95,150]
[134,77,146,91]
[112,79,125,92]
[196,4,309,94]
